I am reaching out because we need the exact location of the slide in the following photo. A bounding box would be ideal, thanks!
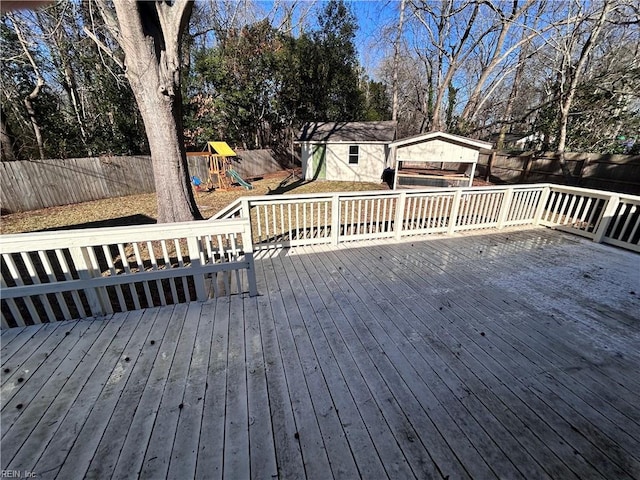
[227,168,253,190]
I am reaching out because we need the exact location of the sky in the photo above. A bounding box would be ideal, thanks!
[349,1,400,75]
[255,0,401,78]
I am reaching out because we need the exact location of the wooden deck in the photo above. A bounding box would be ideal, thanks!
[1,227,639,479]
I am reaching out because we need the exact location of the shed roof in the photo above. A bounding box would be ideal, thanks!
[389,131,493,151]
[297,121,397,143]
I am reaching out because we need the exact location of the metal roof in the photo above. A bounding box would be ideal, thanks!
[297,121,397,143]
[389,131,493,150]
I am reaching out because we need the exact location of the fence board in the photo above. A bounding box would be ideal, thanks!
[1,151,284,213]
[478,151,640,195]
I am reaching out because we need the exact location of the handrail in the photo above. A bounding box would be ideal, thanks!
[212,184,547,249]
[2,183,637,328]
[212,183,639,253]
[211,197,243,220]
[1,218,257,328]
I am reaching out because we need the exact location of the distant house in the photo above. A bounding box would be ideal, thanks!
[297,121,397,183]
[389,131,493,188]
[487,131,542,150]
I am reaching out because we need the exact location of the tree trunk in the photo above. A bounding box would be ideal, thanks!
[391,0,406,121]
[23,80,46,160]
[497,24,532,150]
[557,1,612,160]
[99,0,201,223]
[9,12,46,160]
[1,106,18,161]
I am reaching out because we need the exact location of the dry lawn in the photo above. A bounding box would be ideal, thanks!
[0,170,389,235]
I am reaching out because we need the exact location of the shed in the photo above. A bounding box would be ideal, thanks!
[389,131,492,189]
[297,121,397,183]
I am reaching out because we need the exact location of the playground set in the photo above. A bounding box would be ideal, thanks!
[187,141,253,192]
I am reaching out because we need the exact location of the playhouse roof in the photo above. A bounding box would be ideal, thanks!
[389,131,492,151]
[208,141,236,156]
[297,121,397,143]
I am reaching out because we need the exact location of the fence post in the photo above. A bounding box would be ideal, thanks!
[497,187,515,229]
[448,189,463,235]
[534,185,551,225]
[395,192,407,240]
[187,236,208,301]
[593,195,620,244]
[331,194,340,246]
[68,246,105,317]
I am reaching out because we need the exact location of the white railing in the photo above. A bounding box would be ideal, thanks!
[212,185,547,248]
[539,185,640,252]
[212,184,639,253]
[3,183,636,328]
[0,219,257,328]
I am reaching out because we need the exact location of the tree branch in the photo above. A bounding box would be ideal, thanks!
[82,26,124,69]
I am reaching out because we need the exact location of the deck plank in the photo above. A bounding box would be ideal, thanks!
[404,232,640,422]
[260,251,334,479]
[223,294,250,478]
[244,294,279,480]
[310,243,542,479]
[16,311,144,475]
[348,232,639,479]
[138,303,202,479]
[1,323,48,369]
[284,251,393,479]
[45,308,163,479]
[313,243,522,479]
[83,306,176,479]
[253,251,306,480]
[167,301,216,480]
[0,318,109,466]
[1,227,638,480]
[300,245,463,480]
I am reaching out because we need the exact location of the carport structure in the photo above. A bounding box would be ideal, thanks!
[391,131,492,189]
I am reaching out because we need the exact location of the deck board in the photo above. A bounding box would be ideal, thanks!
[1,227,639,479]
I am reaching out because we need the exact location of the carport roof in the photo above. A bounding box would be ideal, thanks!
[389,131,493,150]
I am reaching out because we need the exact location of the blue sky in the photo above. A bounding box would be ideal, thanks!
[349,1,399,74]
[256,0,400,77]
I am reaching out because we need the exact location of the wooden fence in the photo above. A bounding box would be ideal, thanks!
[477,151,640,195]
[0,150,284,214]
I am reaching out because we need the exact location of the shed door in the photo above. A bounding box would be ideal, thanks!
[312,144,326,180]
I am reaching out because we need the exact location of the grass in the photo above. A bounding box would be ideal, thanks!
[0,170,389,235]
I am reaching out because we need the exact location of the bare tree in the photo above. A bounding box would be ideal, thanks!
[6,12,46,159]
[91,0,201,222]
[458,0,542,122]
[392,0,407,121]
[554,0,614,160]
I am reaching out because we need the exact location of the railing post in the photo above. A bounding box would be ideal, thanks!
[395,192,407,240]
[448,189,463,235]
[240,198,250,218]
[497,187,515,229]
[69,246,105,317]
[187,236,208,301]
[240,222,258,296]
[593,195,620,243]
[534,185,551,225]
[331,194,340,246]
